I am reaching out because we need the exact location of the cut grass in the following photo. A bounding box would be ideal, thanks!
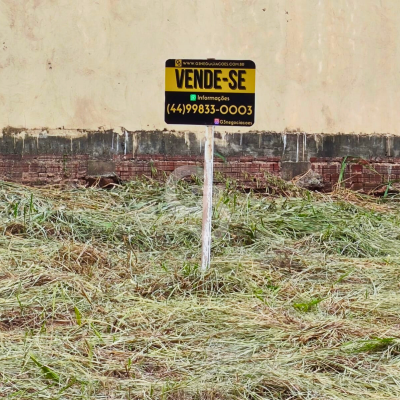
[0,179,400,399]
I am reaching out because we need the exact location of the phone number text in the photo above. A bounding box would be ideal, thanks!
[166,103,253,115]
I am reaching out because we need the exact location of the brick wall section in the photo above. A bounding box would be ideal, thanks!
[113,155,281,187]
[0,154,280,187]
[311,157,398,192]
[0,153,397,193]
[0,155,88,185]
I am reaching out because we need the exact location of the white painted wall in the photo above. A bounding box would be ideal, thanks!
[0,0,399,134]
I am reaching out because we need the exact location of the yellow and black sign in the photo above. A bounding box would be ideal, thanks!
[165,59,256,126]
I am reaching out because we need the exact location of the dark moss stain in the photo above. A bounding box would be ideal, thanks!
[0,127,392,163]
[2,126,25,135]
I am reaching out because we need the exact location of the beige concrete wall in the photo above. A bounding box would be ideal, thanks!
[0,0,399,135]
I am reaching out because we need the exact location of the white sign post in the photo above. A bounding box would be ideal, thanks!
[200,125,215,272]
[164,58,256,272]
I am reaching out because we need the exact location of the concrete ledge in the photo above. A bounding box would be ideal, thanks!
[88,160,116,175]
[281,161,311,180]
[1,128,396,161]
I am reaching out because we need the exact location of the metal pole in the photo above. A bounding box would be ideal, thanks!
[201,125,214,272]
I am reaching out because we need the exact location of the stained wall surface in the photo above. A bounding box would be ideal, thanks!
[0,0,399,135]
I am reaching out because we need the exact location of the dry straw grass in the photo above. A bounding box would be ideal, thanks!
[1,178,400,399]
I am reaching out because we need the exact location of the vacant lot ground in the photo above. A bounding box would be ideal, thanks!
[1,179,400,399]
